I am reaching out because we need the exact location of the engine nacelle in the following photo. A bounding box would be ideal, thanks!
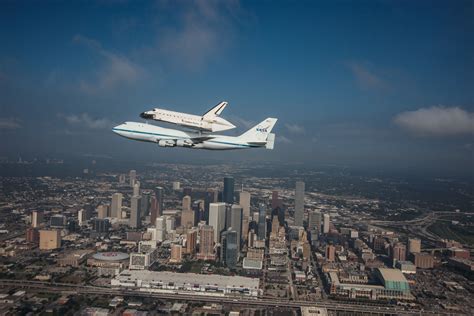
[176,139,193,147]
[158,140,175,147]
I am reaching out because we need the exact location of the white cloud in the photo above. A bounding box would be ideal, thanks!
[394,106,474,136]
[60,113,115,130]
[73,34,144,93]
[346,61,386,90]
[156,1,245,70]
[285,123,305,134]
[228,115,255,129]
[278,135,292,144]
[0,118,21,129]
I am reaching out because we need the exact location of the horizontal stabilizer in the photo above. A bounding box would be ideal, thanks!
[266,133,275,149]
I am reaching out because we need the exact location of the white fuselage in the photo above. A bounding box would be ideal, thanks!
[140,108,235,132]
[112,122,262,150]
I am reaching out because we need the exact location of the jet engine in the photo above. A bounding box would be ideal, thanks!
[176,139,193,147]
[158,140,175,147]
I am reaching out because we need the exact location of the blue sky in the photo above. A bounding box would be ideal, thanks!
[0,1,473,176]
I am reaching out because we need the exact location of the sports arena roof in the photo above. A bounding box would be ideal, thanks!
[93,252,129,261]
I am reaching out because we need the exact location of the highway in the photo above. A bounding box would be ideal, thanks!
[0,279,447,315]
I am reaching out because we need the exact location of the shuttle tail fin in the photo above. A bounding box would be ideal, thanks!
[202,101,228,120]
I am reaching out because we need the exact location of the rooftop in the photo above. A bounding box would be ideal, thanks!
[115,270,260,289]
[377,268,408,282]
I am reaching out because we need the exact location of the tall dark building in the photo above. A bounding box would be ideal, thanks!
[257,203,266,240]
[92,218,110,233]
[223,177,234,204]
[221,229,238,269]
[230,204,243,250]
[183,187,192,197]
[149,196,158,225]
[140,191,151,219]
[204,189,216,223]
[154,186,164,217]
[271,190,282,210]
[50,215,66,228]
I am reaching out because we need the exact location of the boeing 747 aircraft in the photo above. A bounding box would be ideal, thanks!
[113,118,277,150]
[139,101,235,132]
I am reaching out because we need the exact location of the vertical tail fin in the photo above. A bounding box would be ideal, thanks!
[202,101,228,120]
[239,118,278,142]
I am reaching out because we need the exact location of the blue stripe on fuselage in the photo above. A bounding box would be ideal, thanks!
[112,127,261,148]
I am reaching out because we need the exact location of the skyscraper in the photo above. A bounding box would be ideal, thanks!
[78,209,86,226]
[130,195,142,228]
[133,181,140,196]
[221,229,238,269]
[154,186,164,217]
[129,169,137,186]
[271,190,281,210]
[97,205,109,219]
[92,218,110,233]
[209,202,226,244]
[149,195,158,225]
[392,242,407,263]
[223,177,234,204]
[308,210,322,232]
[186,229,198,254]
[141,191,151,218]
[230,204,243,250]
[50,215,66,228]
[239,191,251,241]
[257,203,266,240]
[181,209,195,229]
[182,195,191,211]
[294,181,305,226]
[155,216,166,242]
[31,210,43,228]
[323,214,330,234]
[111,193,123,219]
[204,189,215,223]
[197,225,215,260]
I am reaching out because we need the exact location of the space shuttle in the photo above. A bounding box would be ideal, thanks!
[139,101,236,133]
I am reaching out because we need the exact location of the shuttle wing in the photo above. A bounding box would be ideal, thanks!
[202,101,228,120]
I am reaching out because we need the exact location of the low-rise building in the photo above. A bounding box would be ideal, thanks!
[111,270,261,297]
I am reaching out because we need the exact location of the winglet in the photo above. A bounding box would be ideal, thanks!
[202,101,228,120]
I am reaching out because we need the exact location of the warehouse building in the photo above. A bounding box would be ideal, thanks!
[111,270,260,297]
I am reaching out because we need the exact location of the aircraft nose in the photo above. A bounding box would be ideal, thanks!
[112,124,123,135]
[140,112,154,119]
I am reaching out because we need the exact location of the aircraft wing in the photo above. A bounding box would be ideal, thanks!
[190,136,215,143]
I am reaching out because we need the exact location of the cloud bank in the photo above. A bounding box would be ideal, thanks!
[394,106,474,136]
[73,34,144,93]
[156,1,245,71]
[346,61,386,90]
[285,123,305,134]
[60,113,115,130]
[0,118,21,129]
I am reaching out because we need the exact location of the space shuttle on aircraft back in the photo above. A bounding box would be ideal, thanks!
[140,101,235,132]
